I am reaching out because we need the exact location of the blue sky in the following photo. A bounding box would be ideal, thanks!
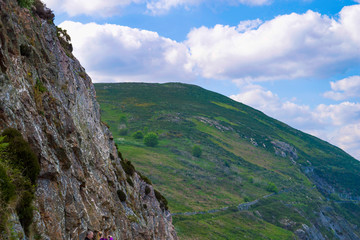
[43,0,360,159]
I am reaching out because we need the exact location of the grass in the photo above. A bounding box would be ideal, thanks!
[173,207,295,240]
[95,82,360,239]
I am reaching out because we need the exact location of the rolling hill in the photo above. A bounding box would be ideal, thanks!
[95,82,360,239]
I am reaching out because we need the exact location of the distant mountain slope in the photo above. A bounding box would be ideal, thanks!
[95,82,360,239]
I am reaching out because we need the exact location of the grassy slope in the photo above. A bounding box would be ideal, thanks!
[95,82,360,239]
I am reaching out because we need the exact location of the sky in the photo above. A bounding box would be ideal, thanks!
[42,0,360,160]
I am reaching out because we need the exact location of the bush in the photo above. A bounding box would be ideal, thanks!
[126,176,134,187]
[266,182,278,193]
[0,165,16,203]
[117,190,126,202]
[16,191,34,235]
[120,159,135,176]
[35,78,47,93]
[56,27,73,53]
[0,129,38,237]
[145,186,151,195]
[154,189,168,211]
[17,0,34,8]
[2,128,40,184]
[192,145,202,158]
[143,132,158,147]
[138,172,152,185]
[132,131,144,139]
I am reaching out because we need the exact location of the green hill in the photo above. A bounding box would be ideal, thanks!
[95,82,360,239]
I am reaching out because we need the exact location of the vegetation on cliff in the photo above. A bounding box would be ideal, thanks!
[0,129,40,238]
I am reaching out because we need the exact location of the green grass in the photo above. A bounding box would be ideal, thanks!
[173,208,295,240]
[95,82,360,239]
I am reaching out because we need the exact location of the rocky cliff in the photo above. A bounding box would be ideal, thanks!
[0,0,177,239]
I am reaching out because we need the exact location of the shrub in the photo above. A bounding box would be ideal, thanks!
[126,177,134,187]
[154,189,168,211]
[35,78,47,93]
[138,172,152,185]
[143,132,158,147]
[120,159,135,176]
[2,128,40,184]
[0,129,38,237]
[17,0,34,8]
[117,190,126,202]
[117,150,124,161]
[16,190,34,235]
[56,27,73,53]
[266,182,278,193]
[145,186,151,195]
[192,145,202,158]
[132,131,144,139]
[0,165,16,203]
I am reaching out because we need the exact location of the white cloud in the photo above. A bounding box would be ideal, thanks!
[230,84,319,129]
[59,21,191,82]
[186,5,360,81]
[230,85,360,160]
[324,76,360,100]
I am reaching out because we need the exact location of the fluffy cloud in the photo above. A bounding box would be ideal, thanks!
[230,85,360,160]
[324,76,360,100]
[57,4,360,83]
[186,5,360,81]
[59,21,191,82]
[230,85,319,130]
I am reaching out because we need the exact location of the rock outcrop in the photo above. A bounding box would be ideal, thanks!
[0,0,177,239]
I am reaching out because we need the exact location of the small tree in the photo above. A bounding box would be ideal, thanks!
[266,182,278,193]
[144,132,158,147]
[192,145,202,158]
[132,131,144,139]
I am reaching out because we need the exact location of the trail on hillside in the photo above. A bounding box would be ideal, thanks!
[171,192,276,216]
[171,189,360,217]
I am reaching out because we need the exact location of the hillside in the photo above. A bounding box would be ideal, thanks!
[95,82,360,239]
[0,1,176,239]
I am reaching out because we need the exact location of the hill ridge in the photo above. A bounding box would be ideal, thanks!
[95,82,360,239]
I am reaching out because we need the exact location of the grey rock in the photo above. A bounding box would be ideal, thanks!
[0,1,177,239]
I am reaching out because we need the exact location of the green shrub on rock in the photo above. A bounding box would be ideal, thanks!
[2,128,40,184]
[154,189,168,211]
[117,190,127,202]
[17,0,34,9]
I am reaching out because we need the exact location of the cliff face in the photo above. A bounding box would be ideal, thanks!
[0,0,177,239]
